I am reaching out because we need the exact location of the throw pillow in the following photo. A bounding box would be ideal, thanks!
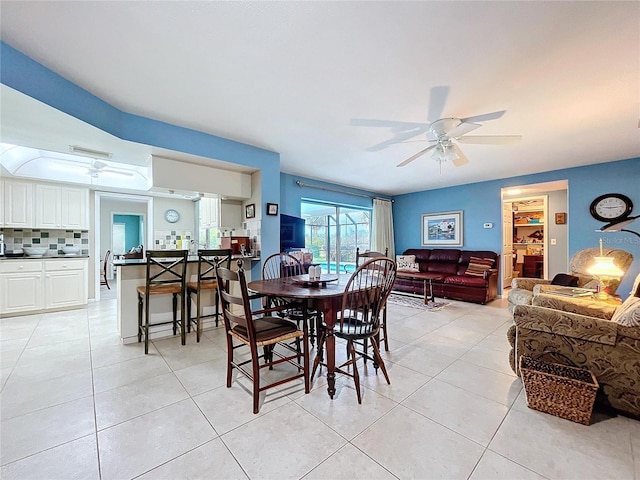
[396,255,420,273]
[550,273,580,287]
[611,296,640,327]
[465,256,494,277]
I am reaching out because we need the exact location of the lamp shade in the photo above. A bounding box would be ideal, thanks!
[587,256,624,278]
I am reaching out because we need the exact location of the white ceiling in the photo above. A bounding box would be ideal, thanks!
[0,1,638,196]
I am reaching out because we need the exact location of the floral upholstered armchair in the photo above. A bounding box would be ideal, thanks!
[507,248,634,313]
[507,273,640,418]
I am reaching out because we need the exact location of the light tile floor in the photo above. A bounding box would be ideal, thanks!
[1,290,639,479]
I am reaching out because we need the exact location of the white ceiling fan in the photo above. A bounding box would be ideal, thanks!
[87,160,133,177]
[351,86,522,168]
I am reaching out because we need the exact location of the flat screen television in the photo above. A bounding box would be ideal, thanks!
[280,214,306,251]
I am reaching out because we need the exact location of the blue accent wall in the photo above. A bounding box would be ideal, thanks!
[113,215,141,251]
[280,173,391,215]
[393,158,640,298]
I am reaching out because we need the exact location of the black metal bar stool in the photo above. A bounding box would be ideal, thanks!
[137,250,188,354]
[186,248,232,342]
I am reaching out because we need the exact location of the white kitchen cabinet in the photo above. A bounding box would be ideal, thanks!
[0,260,44,314]
[0,181,4,225]
[61,186,89,229]
[199,197,220,228]
[0,258,88,315]
[44,259,87,309]
[3,180,33,228]
[35,184,88,229]
[35,183,62,228]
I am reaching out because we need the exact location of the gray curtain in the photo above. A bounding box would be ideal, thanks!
[372,198,395,256]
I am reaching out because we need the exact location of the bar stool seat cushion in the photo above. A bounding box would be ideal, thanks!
[187,280,218,291]
[137,284,183,296]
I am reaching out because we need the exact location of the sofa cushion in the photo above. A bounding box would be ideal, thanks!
[396,271,446,281]
[550,273,580,287]
[465,256,494,277]
[444,275,487,287]
[611,296,640,327]
[396,255,420,272]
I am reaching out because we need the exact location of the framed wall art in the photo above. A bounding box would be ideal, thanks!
[266,203,279,216]
[555,212,567,224]
[245,203,255,219]
[421,210,464,247]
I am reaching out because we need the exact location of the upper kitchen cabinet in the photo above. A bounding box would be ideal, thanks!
[2,180,33,227]
[35,183,89,229]
[199,196,220,229]
[60,186,89,229]
[2,180,89,229]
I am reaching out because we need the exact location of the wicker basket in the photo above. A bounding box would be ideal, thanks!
[519,356,599,425]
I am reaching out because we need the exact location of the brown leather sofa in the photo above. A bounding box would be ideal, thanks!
[394,249,500,304]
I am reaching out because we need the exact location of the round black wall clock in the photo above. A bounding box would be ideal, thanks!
[589,193,633,222]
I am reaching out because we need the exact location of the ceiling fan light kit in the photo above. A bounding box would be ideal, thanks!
[352,88,522,169]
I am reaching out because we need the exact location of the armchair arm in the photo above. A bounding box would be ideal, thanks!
[511,278,551,290]
[532,293,617,320]
[513,303,618,345]
[483,268,499,280]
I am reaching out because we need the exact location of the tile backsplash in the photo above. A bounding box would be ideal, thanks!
[2,228,89,255]
[153,230,193,250]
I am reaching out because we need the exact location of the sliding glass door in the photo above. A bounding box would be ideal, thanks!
[300,202,371,273]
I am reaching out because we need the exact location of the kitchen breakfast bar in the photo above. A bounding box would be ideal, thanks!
[113,255,260,344]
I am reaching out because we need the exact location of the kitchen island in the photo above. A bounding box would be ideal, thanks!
[113,254,260,344]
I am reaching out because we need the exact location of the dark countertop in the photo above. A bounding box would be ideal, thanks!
[113,254,259,266]
[0,255,90,260]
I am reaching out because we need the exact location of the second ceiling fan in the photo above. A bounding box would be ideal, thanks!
[351,86,522,168]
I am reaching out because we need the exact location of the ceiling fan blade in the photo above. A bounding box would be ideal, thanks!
[367,126,430,151]
[105,169,134,177]
[350,118,429,132]
[448,121,481,139]
[396,145,437,167]
[460,110,506,123]
[457,135,522,145]
[451,144,469,167]
[427,85,449,122]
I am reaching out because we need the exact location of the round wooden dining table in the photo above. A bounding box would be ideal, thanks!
[247,273,352,399]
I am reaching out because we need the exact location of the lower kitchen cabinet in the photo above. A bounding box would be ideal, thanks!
[44,259,88,309]
[0,258,88,315]
[0,262,43,315]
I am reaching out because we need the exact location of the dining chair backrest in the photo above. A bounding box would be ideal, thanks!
[339,257,397,335]
[144,250,188,294]
[196,248,232,286]
[262,252,304,280]
[355,247,389,267]
[103,250,111,274]
[216,260,255,340]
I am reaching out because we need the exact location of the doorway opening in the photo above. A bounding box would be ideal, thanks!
[501,180,569,293]
[94,192,153,301]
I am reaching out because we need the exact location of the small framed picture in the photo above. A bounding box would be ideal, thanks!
[245,203,255,219]
[266,203,279,216]
[555,212,567,224]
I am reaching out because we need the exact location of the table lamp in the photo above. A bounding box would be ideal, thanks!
[587,240,624,299]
